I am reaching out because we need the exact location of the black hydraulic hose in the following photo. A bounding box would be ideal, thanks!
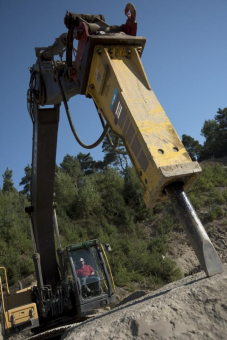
[57,76,109,149]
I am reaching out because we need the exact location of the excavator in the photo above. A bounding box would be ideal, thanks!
[0,3,223,339]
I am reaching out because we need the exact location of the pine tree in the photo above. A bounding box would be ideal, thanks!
[102,131,129,172]
[182,134,202,161]
[214,108,227,156]
[19,165,31,195]
[199,119,222,160]
[60,154,83,187]
[77,152,95,175]
[2,168,15,193]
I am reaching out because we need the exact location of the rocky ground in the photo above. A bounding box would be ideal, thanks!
[60,207,227,340]
[62,264,227,340]
[4,260,227,340]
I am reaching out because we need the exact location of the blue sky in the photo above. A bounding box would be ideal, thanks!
[0,0,226,190]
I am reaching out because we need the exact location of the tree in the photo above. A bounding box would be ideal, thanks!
[182,134,202,161]
[54,170,78,212]
[214,108,227,155]
[199,119,221,161]
[198,108,227,161]
[77,152,95,175]
[74,175,103,219]
[215,108,227,130]
[2,168,15,193]
[60,154,83,187]
[19,165,31,195]
[123,167,152,221]
[102,131,129,172]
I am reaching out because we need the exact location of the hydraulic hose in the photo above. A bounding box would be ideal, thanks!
[57,76,109,149]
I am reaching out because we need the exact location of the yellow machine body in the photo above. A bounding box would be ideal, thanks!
[0,268,39,334]
[85,42,201,207]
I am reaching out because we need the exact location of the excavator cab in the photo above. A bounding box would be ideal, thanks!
[0,240,115,337]
[62,240,115,313]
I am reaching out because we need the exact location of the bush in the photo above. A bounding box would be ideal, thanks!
[208,205,224,222]
[188,192,204,209]
[123,167,153,221]
[142,252,182,286]
[153,203,164,215]
[223,189,227,201]
[189,176,214,194]
[206,188,225,205]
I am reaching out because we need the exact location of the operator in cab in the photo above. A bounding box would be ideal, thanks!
[76,258,95,277]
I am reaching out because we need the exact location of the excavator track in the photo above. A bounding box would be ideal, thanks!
[27,325,72,340]
[26,315,97,340]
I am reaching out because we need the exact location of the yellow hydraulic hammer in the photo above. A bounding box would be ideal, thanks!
[82,37,223,277]
[85,43,201,207]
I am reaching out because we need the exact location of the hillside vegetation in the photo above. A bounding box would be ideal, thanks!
[0,107,227,290]
[1,158,227,291]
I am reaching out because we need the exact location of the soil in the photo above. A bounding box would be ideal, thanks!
[62,264,227,340]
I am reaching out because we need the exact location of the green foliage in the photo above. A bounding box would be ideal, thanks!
[223,190,227,201]
[153,203,164,215]
[77,152,96,175]
[60,154,83,187]
[182,134,202,161]
[94,168,127,224]
[189,175,214,194]
[3,107,227,290]
[198,108,227,161]
[208,205,224,222]
[0,155,184,287]
[74,175,103,219]
[102,132,129,172]
[188,163,227,226]
[183,107,227,161]
[19,165,31,195]
[201,163,227,187]
[146,256,182,288]
[188,163,227,198]
[199,119,220,160]
[54,170,78,213]
[188,192,204,210]
[148,213,173,254]
[2,168,15,193]
[123,167,153,221]
[206,188,225,206]
[0,190,33,284]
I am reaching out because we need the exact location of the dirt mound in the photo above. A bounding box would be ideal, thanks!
[62,264,227,340]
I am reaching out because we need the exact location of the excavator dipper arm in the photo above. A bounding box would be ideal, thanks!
[29,103,60,288]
